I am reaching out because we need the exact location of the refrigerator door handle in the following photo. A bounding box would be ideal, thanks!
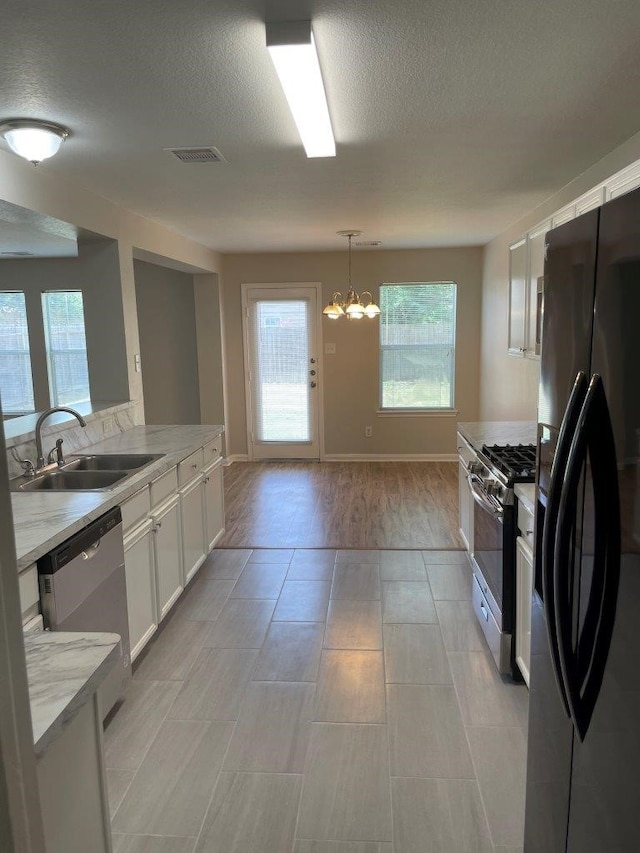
[554,374,621,741]
[542,371,588,717]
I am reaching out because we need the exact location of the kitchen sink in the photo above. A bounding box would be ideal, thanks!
[14,470,130,491]
[10,453,165,492]
[64,453,164,471]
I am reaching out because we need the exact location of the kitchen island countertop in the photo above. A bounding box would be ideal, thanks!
[25,631,121,756]
[11,423,223,571]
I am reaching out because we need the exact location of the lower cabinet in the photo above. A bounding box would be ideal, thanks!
[515,535,534,687]
[121,439,224,662]
[152,494,183,620]
[37,696,112,853]
[123,518,157,663]
[180,474,207,585]
[204,458,225,552]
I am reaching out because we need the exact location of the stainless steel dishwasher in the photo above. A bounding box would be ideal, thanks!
[37,506,131,718]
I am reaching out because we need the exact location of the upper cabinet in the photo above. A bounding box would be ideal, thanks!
[508,232,543,360]
[507,159,640,358]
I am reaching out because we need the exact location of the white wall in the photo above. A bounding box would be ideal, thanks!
[480,129,640,421]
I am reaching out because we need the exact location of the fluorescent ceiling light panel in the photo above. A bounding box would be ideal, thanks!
[266,20,336,158]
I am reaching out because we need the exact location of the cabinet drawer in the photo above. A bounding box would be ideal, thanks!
[121,486,151,531]
[19,564,39,618]
[517,500,535,549]
[178,448,204,486]
[150,466,178,508]
[203,438,222,466]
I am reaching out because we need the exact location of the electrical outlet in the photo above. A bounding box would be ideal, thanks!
[365,426,373,437]
[102,417,114,436]
[324,343,336,354]
[134,353,141,373]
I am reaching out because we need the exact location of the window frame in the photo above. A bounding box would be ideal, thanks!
[378,281,457,413]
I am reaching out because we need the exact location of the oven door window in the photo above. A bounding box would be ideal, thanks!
[472,498,504,613]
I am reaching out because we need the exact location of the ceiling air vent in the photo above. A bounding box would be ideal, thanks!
[1,251,34,256]
[164,146,226,164]
[354,240,382,247]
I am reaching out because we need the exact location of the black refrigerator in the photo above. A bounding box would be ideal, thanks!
[525,185,640,852]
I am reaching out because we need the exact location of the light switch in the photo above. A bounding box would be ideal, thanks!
[324,343,336,354]
[134,353,141,373]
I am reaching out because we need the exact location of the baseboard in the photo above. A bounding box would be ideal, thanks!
[224,454,249,465]
[322,453,458,462]
[224,453,457,463]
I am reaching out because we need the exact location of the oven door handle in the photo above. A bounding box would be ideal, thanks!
[467,474,504,520]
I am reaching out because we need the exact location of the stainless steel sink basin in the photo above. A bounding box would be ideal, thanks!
[64,453,164,471]
[14,470,130,492]
[10,453,165,492]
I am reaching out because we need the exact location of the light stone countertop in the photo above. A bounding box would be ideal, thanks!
[11,424,224,571]
[25,631,121,756]
[457,420,537,451]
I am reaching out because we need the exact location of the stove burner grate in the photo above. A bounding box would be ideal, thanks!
[482,443,537,482]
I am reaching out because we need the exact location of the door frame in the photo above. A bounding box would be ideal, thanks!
[241,282,325,461]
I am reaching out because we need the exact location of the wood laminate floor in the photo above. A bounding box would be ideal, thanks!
[219,461,462,550]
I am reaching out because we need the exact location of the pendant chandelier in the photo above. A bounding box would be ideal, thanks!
[323,230,380,320]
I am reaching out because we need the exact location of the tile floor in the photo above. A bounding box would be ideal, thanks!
[104,548,529,853]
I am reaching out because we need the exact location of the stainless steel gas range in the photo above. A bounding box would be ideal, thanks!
[465,442,536,678]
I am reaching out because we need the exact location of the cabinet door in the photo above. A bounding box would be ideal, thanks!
[123,520,157,661]
[515,536,534,686]
[153,495,183,620]
[180,476,206,584]
[203,458,225,552]
[526,223,549,359]
[508,238,528,355]
[458,460,472,551]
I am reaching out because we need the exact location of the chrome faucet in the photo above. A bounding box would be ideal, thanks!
[35,407,87,469]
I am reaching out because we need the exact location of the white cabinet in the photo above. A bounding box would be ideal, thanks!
[515,491,535,686]
[123,518,157,662]
[457,435,474,553]
[203,457,225,552]
[152,494,183,620]
[509,228,547,360]
[516,536,534,687]
[180,475,207,584]
[508,238,528,355]
[37,696,112,853]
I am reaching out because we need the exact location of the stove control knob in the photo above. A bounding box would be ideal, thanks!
[468,461,484,476]
[486,480,503,499]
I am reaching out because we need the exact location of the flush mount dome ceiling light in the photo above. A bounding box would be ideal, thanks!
[266,19,336,158]
[0,119,70,165]
[323,231,381,320]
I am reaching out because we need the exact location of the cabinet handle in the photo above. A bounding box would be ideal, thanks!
[191,463,197,469]
[204,476,210,483]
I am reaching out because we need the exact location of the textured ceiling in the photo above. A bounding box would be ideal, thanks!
[1,0,640,253]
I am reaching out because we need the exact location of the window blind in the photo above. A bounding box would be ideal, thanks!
[248,299,311,442]
[42,291,90,406]
[0,291,35,413]
[379,282,456,409]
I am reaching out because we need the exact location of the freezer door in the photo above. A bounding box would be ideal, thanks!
[537,209,598,501]
[566,187,640,852]
[525,208,599,853]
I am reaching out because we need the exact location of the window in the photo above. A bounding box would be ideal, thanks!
[0,292,35,414]
[379,282,456,410]
[42,291,90,406]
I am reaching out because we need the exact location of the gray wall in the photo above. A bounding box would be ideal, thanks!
[0,239,131,410]
[134,260,201,425]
